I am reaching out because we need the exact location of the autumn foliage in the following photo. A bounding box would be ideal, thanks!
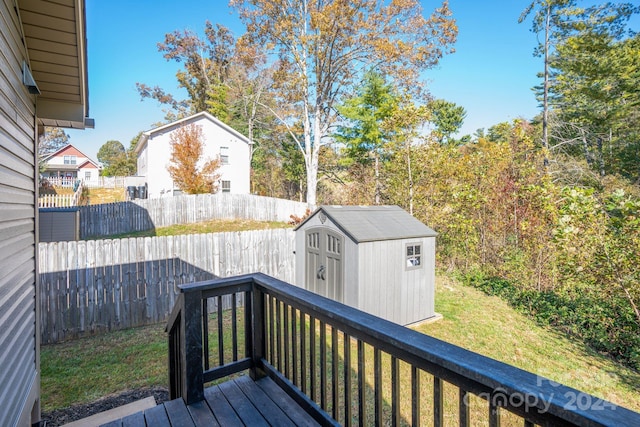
[167,124,221,194]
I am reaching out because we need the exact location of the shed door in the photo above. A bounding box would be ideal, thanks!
[305,228,344,302]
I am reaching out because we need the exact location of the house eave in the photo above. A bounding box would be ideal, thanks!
[19,0,93,130]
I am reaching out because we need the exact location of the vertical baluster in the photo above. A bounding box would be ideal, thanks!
[434,377,443,427]
[344,333,352,427]
[202,298,209,371]
[269,295,275,365]
[358,340,365,427]
[231,293,238,361]
[284,303,290,379]
[301,312,307,395]
[276,299,283,372]
[292,307,298,387]
[391,356,400,427]
[412,366,420,427]
[310,316,317,402]
[332,327,339,421]
[489,401,501,427]
[459,389,470,427]
[244,291,252,362]
[217,295,223,366]
[320,320,327,410]
[374,348,382,427]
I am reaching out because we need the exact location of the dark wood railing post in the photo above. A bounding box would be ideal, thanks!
[167,294,183,401]
[250,282,266,380]
[182,289,204,404]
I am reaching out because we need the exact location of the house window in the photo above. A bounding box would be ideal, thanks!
[221,180,231,193]
[406,243,422,269]
[220,146,229,165]
[64,155,77,165]
[84,171,91,180]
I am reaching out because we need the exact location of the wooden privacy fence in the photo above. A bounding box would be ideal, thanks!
[39,228,295,344]
[79,193,308,238]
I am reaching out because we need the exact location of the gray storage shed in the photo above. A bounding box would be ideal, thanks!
[295,205,437,325]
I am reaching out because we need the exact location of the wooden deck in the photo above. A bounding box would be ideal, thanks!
[99,375,321,427]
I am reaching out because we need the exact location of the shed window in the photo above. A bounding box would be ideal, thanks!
[221,180,231,193]
[64,155,77,165]
[406,243,422,269]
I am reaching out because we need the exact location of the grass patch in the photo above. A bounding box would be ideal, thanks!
[40,273,640,415]
[40,325,167,411]
[91,218,290,240]
[86,188,126,205]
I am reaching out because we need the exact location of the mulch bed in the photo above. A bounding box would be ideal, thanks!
[40,387,169,426]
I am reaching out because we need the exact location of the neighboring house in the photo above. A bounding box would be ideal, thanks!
[42,144,100,183]
[135,111,251,198]
[0,1,92,426]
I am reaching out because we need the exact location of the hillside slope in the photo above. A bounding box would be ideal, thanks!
[418,274,640,412]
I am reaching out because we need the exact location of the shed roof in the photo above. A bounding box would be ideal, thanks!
[299,205,437,243]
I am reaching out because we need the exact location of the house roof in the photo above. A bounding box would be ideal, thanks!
[135,111,251,156]
[43,144,100,168]
[297,205,437,243]
[18,0,92,129]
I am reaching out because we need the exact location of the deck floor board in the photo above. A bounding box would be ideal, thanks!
[101,376,320,427]
[204,384,245,426]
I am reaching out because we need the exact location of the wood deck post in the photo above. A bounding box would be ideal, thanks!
[250,283,266,380]
[182,290,204,404]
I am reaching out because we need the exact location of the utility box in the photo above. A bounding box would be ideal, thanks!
[295,205,437,325]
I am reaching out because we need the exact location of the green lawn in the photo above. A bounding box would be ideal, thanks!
[88,218,290,240]
[40,273,640,414]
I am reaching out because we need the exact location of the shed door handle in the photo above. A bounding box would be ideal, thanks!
[317,265,326,280]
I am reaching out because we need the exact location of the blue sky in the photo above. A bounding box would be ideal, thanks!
[68,1,543,160]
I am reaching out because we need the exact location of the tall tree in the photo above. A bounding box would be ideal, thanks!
[38,127,69,172]
[336,70,399,204]
[167,124,221,194]
[230,0,457,207]
[137,22,236,119]
[97,140,126,176]
[519,0,638,160]
[428,99,466,144]
[519,0,576,155]
[550,21,639,178]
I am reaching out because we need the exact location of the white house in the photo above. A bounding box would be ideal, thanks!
[135,112,251,198]
[42,144,100,184]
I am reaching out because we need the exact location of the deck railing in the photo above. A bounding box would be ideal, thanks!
[167,273,640,426]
